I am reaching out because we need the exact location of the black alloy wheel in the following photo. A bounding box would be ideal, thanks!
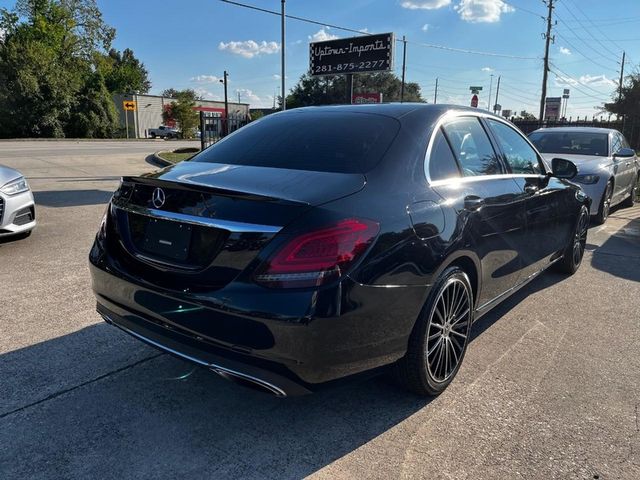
[555,205,589,274]
[595,181,613,225]
[394,266,473,396]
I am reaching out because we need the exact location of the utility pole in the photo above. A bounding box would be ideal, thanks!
[237,91,241,104]
[539,0,555,123]
[617,50,625,119]
[220,70,229,136]
[494,76,501,114]
[400,36,407,102]
[434,78,438,104]
[488,74,494,112]
[281,0,286,110]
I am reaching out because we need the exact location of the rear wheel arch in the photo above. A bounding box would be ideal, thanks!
[432,252,481,310]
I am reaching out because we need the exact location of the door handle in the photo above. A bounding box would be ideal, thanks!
[626,162,632,166]
[464,195,485,211]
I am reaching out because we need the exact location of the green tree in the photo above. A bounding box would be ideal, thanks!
[161,88,180,98]
[286,72,423,108]
[604,71,640,118]
[67,71,118,137]
[98,48,151,94]
[250,110,264,121]
[0,0,146,138]
[162,89,198,138]
[513,110,537,121]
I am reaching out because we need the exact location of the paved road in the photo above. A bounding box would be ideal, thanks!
[0,141,639,479]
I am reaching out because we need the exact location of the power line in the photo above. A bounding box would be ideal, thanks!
[554,32,618,70]
[557,1,620,58]
[504,1,545,19]
[220,0,539,60]
[564,0,626,53]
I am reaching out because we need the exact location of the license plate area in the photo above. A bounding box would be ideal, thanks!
[141,218,192,261]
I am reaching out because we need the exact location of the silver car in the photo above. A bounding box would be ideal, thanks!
[0,165,36,238]
[529,127,639,224]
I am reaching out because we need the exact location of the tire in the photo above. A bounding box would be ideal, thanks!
[150,133,156,139]
[554,205,589,275]
[621,174,639,209]
[594,180,613,225]
[394,266,473,396]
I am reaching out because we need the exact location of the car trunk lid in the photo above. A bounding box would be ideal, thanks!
[107,161,365,291]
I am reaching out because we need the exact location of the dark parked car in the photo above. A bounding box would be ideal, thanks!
[90,104,590,397]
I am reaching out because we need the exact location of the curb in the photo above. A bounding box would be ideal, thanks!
[149,151,172,167]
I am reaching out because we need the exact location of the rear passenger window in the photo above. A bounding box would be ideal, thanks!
[428,128,461,181]
[442,117,503,176]
[486,119,542,174]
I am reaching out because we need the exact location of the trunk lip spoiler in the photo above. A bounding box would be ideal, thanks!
[112,200,283,234]
[122,175,309,206]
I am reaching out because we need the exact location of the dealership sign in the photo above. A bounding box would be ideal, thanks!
[544,97,562,120]
[352,92,383,104]
[310,33,394,76]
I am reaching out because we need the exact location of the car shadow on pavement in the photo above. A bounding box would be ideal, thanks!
[589,216,640,283]
[33,189,113,207]
[0,271,570,479]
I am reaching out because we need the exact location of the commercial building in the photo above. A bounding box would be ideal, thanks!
[113,93,250,138]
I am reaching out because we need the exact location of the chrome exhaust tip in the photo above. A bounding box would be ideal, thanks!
[211,367,287,397]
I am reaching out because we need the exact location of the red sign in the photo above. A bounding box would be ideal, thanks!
[471,94,478,108]
[352,92,383,104]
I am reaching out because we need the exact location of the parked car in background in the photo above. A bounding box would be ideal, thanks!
[0,165,36,239]
[148,126,179,139]
[90,104,589,398]
[529,127,639,224]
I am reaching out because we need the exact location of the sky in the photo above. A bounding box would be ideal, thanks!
[2,0,640,118]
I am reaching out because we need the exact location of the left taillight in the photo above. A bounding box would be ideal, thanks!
[253,218,379,289]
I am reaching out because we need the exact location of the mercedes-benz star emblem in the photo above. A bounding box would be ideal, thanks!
[152,187,166,208]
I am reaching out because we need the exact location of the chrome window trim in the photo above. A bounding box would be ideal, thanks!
[428,173,547,188]
[424,110,548,185]
[114,202,282,234]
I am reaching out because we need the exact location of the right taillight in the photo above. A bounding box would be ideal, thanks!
[253,218,379,288]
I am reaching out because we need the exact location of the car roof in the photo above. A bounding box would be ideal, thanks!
[275,103,499,120]
[531,126,617,134]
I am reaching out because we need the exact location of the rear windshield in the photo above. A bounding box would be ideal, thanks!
[192,111,400,174]
[528,131,609,157]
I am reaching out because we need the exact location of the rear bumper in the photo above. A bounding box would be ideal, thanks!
[89,242,428,395]
[0,190,36,236]
[97,302,307,396]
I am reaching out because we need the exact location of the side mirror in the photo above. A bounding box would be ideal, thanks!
[551,158,578,180]
[614,147,635,158]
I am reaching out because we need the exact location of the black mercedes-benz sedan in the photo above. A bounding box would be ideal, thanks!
[90,104,590,397]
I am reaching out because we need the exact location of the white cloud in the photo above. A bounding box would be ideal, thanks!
[190,75,221,84]
[401,0,452,9]
[559,46,571,55]
[272,74,288,80]
[579,74,616,87]
[218,40,280,59]
[309,27,338,42]
[422,23,431,32]
[481,67,493,72]
[454,0,514,23]
[236,88,261,105]
[554,74,616,88]
[194,88,221,101]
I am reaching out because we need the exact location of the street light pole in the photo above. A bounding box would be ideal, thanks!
[281,0,286,110]
[220,70,229,136]
[488,74,494,112]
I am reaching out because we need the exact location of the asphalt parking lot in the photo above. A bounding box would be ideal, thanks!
[1,140,639,479]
